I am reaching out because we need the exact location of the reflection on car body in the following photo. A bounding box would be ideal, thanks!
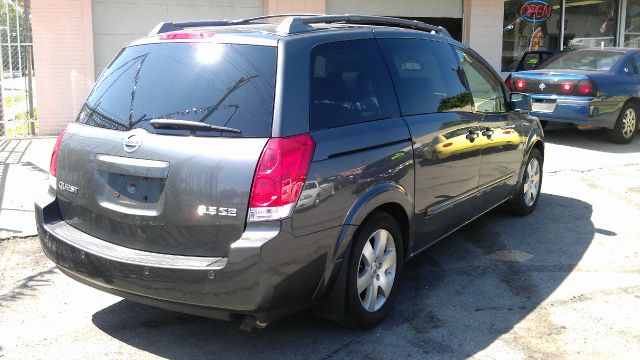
[297,180,335,209]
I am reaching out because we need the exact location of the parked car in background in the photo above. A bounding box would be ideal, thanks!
[505,48,640,143]
[36,14,544,331]
[298,181,334,209]
[513,50,561,72]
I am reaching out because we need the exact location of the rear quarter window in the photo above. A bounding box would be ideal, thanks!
[309,39,399,131]
[78,42,277,137]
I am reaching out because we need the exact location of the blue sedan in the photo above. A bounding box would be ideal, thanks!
[506,48,640,143]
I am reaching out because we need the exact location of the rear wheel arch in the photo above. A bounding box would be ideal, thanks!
[359,203,411,262]
[532,139,545,160]
[314,200,411,325]
[314,186,413,302]
[623,97,640,111]
[340,183,413,262]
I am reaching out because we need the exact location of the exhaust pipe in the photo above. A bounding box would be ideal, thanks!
[239,315,268,332]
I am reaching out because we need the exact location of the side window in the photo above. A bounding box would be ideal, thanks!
[309,39,399,131]
[633,54,640,75]
[378,39,472,116]
[458,50,507,113]
[625,58,637,74]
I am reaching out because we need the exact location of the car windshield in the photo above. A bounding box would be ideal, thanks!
[539,50,623,71]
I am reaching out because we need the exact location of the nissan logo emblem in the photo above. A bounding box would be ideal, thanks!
[123,133,143,153]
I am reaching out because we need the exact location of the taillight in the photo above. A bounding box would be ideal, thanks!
[577,80,596,96]
[442,142,453,148]
[503,130,513,134]
[515,79,526,91]
[159,31,215,40]
[505,76,513,90]
[560,81,574,94]
[248,133,315,222]
[49,127,67,189]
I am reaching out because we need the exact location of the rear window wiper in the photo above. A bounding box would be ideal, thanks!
[149,119,241,134]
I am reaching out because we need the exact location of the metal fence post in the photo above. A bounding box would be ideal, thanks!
[24,0,33,135]
[0,25,4,137]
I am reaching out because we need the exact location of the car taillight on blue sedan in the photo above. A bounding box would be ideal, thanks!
[577,80,597,96]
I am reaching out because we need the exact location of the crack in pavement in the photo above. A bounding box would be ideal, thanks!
[545,162,640,175]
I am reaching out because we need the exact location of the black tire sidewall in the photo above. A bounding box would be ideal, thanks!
[345,212,404,329]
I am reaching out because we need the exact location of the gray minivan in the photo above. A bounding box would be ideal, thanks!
[36,15,544,330]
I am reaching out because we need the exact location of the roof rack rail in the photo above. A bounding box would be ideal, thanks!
[149,14,451,38]
[277,15,451,37]
[150,21,229,35]
[149,14,323,35]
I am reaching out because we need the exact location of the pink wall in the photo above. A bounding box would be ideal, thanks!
[264,0,325,15]
[32,0,95,135]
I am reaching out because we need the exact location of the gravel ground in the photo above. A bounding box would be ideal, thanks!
[1,126,639,359]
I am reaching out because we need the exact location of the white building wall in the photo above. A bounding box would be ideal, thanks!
[91,0,263,76]
[326,0,462,18]
[462,0,504,72]
[32,0,95,135]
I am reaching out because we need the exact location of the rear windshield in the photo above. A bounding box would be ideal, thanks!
[540,50,623,71]
[78,43,277,137]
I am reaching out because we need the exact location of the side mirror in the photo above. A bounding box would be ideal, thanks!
[510,92,532,113]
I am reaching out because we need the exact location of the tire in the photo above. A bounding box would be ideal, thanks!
[608,103,638,144]
[344,212,404,329]
[506,148,543,216]
[314,195,320,206]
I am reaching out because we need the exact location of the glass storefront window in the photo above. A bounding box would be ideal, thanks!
[502,0,562,72]
[502,0,621,72]
[563,0,618,49]
[624,0,640,48]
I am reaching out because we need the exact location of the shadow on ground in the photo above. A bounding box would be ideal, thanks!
[0,267,57,303]
[91,193,594,359]
[543,123,640,153]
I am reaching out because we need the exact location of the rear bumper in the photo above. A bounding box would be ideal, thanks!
[35,188,338,323]
[529,94,620,129]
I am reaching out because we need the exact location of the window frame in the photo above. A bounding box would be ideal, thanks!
[455,47,510,115]
[633,53,640,75]
[377,37,474,116]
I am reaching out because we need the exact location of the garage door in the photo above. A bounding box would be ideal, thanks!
[92,0,263,76]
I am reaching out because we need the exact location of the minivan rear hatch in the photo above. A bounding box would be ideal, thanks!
[55,41,277,257]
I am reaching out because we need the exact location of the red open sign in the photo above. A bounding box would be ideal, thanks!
[519,0,553,22]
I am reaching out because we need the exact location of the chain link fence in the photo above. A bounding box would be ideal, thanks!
[0,0,36,138]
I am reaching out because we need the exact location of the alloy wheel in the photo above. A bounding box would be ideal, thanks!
[622,108,637,139]
[523,157,541,207]
[357,229,397,312]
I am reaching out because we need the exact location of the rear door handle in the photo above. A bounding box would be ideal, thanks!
[481,127,494,138]
[466,129,479,142]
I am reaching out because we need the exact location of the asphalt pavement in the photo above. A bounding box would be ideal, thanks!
[1,125,639,359]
